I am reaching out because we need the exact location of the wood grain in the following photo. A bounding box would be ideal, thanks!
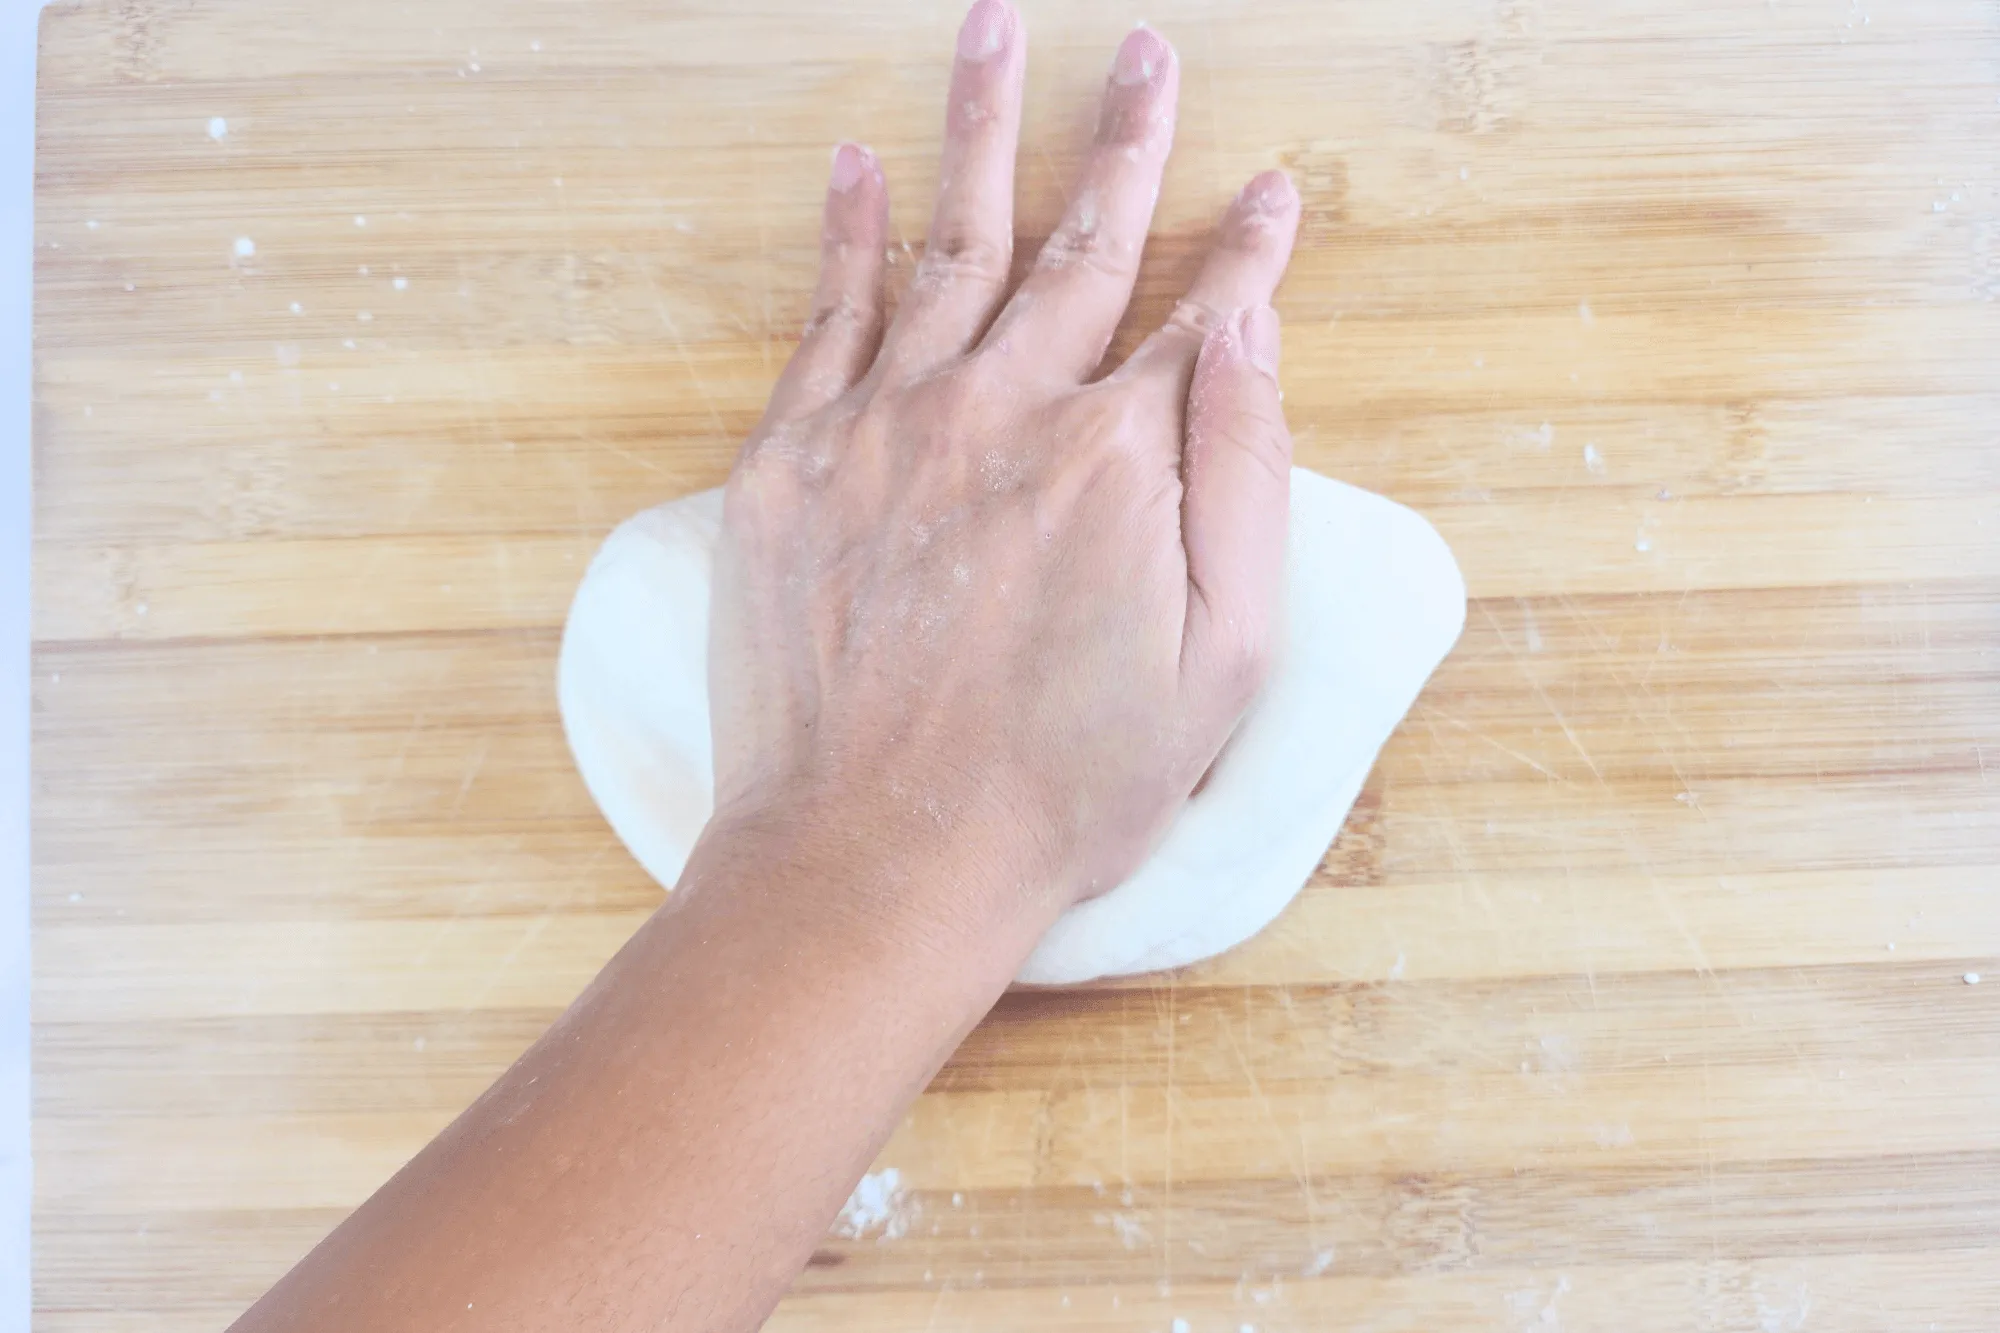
[30,0,2000,1328]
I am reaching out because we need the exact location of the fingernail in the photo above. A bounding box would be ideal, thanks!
[1237,170,1298,216]
[1113,24,1170,86]
[957,0,1011,62]
[829,142,869,193]
[1239,305,1281,380]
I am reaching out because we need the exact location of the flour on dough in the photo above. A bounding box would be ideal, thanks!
[558,467,1465,985]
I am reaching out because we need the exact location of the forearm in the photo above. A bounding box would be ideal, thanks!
[229,799,1054,1333]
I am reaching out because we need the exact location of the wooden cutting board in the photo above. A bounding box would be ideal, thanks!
[29,0,2000,1328]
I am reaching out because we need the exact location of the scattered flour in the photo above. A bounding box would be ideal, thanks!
[832,1168,916,1241]
[233,236,255,258]
[208,116,228,141]
[1753,1276,1812,1331]
[1102,1212,1148,1249]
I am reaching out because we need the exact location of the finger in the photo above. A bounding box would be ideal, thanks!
[1116,169,1299,393]
[1180,305,1291,708]
[760,142,890,427]
[878,0,1026,378]
[983,25,1179,380]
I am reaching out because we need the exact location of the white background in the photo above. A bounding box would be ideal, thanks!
[2,0,45,1322]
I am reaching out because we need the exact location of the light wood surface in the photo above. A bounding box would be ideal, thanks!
[29,0,2000,1328]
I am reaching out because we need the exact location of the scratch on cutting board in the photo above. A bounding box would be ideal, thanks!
[642,270,730,440]
[446,735,492,819]
[1427,705,1562,781]
[1477,601,1605,784]
[746,117,773,376]
[1215,1007,1328,1259]
[461,906,558,1010]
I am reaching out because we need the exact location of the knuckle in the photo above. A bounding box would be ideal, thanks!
[918,228,1012,289]
[1096,386,1152,451]
[1038,222,1136,282]
[727,435,816,524]
[1163,299,1226,339]
[921,363,994,430]
[801,296,871,340]
[1059,384,1151,460]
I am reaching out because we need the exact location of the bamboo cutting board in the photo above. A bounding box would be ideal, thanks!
[28,0,2000,1328]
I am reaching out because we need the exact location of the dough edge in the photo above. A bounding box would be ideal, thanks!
[557,468,1466,986]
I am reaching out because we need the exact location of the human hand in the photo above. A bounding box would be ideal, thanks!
[706,0,1302,933]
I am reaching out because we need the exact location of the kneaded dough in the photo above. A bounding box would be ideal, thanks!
[558,468,1465,985]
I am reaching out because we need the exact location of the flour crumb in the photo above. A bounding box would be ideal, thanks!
[1583,443,1605,474]
[1967,973,1982,985]
[208,116,228,141]
[393,276,409,291]
[1303,1246,1335,1276]
[1513,420,1553,452]
[233,236,256,258]
[354,215,368,227]
[833,1168,916,1240]
[1388,952,1406,980]
[1578,299,1594,324]
[1172,1320,1191,1333]
[1105,1212,1148,1249]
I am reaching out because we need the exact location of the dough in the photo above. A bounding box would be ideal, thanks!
[558,468,1466,985]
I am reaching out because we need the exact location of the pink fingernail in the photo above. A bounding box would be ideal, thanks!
[1237,170,1298,216]
[829,142,869,193]
[957,0,1011,62]
[1113,24,1170,86]
[1239,305,1281,380]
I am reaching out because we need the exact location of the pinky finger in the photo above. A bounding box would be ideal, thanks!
[760,142,890,427]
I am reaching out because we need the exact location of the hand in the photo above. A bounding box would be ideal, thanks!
[707,0,1302,932]
[224,13,1304,1333]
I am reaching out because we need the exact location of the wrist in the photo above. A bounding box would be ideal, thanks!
[684,774,1065,985]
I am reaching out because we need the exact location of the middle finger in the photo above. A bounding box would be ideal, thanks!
[981,25,1180,381]
[878,0,1028,380]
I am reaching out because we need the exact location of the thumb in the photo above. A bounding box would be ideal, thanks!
[1180,304,1292,707]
